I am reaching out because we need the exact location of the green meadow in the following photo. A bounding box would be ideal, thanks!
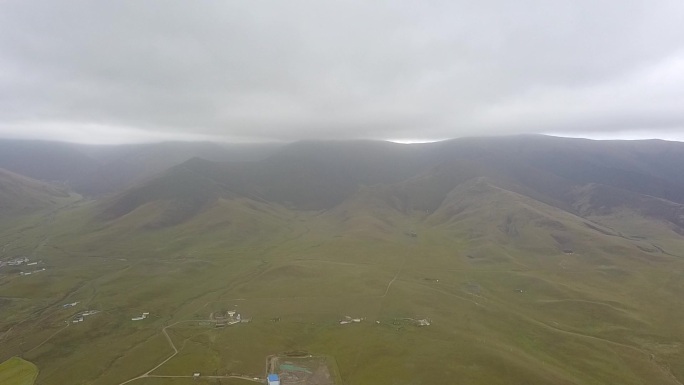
[0,357,38,385]
[2,182,684,385]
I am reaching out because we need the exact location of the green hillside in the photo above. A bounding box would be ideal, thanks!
[0,168,75,217]
[0,357,38,385]
[2,137,684,385]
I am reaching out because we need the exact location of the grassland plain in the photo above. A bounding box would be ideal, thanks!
[0,356,39,385]
[2,183,684,385]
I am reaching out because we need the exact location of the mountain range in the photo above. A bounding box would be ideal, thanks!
[84,135,684,232]
[2,135,684,385]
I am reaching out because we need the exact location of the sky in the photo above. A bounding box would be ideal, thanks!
[1,0,683,144]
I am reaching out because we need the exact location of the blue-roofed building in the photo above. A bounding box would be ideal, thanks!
[267,373,280,385]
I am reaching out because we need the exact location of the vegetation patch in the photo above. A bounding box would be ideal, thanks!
[0,357,38,385]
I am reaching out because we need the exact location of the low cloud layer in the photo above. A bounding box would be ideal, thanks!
[1,0,683,143]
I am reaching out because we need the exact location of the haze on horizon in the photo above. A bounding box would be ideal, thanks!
[1,0,683,145]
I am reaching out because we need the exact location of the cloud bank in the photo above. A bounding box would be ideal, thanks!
[1,0,683,143]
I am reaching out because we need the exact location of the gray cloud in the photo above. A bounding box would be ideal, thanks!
[1,0,683,143]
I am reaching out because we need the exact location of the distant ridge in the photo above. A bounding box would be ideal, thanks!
[96,135,684,232]
[0,167,71,216]
[0,139,282,196]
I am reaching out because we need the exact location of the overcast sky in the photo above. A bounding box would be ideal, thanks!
[1,0,683,144]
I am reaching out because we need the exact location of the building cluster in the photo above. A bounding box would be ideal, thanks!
[395,317,432,327]
[72,310,99,324]
[5,257,29,266]
[214,310,251,327]
[415,319,431,326]
[131,312,150,321]
[1,257,47,275]
[1,257,31,269]
[339,316,364,325]
[20,267,46,276]
[62,301,80,308]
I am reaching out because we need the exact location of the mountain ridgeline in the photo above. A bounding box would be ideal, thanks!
[0,168,71,216]
[95,135,684,232]
[0,139,280,197]
[4,135,684,385]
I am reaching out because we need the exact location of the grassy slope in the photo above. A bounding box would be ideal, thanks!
[0,168,74,217]
[0,357,38,385]
[2,180,684,384]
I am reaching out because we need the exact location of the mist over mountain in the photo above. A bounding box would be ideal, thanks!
[0,168,71,216]
[92,135,684,232]
[3,135,684,385]
[0,140,281,196]
[4,134,684,242]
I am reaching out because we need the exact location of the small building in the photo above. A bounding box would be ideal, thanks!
[193,372,200,378]
[81,310,99,317]
[8,257,29,266]
[267,374,280,385]
[131,312,148,321]
[416,319,431,326]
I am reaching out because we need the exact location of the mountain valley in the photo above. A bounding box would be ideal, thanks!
[2,135,684,385]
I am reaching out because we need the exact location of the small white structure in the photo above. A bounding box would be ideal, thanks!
[8,257,29,266]
[131,312,149,321]
[340,315,364,325]
[193,372,200,378]
[340,315,351,324]
[416,319,431,326]
[81,310,99,317]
